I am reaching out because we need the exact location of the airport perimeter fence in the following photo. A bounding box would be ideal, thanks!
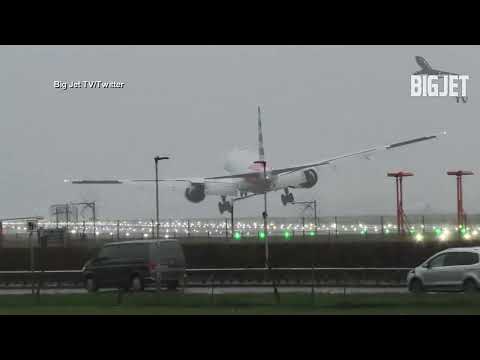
[1,217,479,286]
[0,267,412,289]
[0,230,479,273]
[1,214,479,248]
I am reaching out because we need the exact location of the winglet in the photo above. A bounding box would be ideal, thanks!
[385,131,446,150]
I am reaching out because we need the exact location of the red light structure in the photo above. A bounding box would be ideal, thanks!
[387,171,414,235]
[447,170,474,232]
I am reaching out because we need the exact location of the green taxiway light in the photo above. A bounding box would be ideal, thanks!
[233,232,242,240]
[283,230,292,240]
[435,228,442,236]
[308,231,316,236]
[258,231,266,240]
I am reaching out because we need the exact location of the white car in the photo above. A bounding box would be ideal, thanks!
[407,247,480,293]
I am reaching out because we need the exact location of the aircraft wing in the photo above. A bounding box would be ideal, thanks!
[413,70,428,75]
[413,69,459,76]
[66,132,445,184]
[434,70,459,76]
[205,132,446,179]
[64,178,230,185]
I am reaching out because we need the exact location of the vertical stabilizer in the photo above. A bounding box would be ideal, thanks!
[415,56,432,71]
[257,106,265,161]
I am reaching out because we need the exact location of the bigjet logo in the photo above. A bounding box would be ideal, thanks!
[411,56,469,103]
[411,75,469,97]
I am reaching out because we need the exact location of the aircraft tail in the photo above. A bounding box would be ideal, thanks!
[257,106,265,161]
[415,56,432,72]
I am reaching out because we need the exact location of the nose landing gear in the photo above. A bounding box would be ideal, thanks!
[281,188,294,206]
[218,196,233,214]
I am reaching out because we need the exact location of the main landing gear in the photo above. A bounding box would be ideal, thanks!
[281,188,294,206]
[218,196,233,214]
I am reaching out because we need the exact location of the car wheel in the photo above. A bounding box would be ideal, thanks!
[409,278,424,294]
[86,277,98,293]
[287,193,294,203]
[463,279,478,294]
[167,280,178,291]
[130,276,144,292]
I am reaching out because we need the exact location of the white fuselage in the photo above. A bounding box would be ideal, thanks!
[222,149,316,195]
[224,149,272,194]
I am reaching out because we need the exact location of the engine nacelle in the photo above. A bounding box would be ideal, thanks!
[275,169,318,189]
[205,182,238,196]
[184,183,206,203]
[184,182,238,203]
[299,169,318,188]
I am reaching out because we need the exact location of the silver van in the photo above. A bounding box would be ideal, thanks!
[407,247,480,293]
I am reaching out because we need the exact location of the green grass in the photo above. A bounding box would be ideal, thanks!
[1,291,480,314]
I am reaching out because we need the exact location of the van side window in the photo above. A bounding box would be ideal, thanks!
[99,245,120,258]
[443,252,479,266]
[466,252,479,265]
[151,241,185,265]
[444,253,460,266]
[456,252,479,266]
[117,244,149,259]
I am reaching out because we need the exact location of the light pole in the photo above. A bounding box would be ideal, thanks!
[254,159,280,302]
[254,160,268,268]
[71,201,96,245]
[154,156,170,238]
[291,200,318,234]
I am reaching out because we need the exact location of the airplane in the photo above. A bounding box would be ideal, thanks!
[65,107,446,215]
[413,56,468,103]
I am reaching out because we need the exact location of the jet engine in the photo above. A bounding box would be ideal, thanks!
[184,183,206,203]
[299,169,318,188]
[184,182,238,203]
[275,169,318,189]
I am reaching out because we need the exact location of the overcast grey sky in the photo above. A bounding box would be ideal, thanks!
[0,45,478,220]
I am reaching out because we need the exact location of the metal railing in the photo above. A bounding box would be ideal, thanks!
[0,267,411,289]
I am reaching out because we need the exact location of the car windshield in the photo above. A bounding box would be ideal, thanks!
[429,254,446,268]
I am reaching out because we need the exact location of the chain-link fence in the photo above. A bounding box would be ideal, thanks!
[1,214,480,247]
